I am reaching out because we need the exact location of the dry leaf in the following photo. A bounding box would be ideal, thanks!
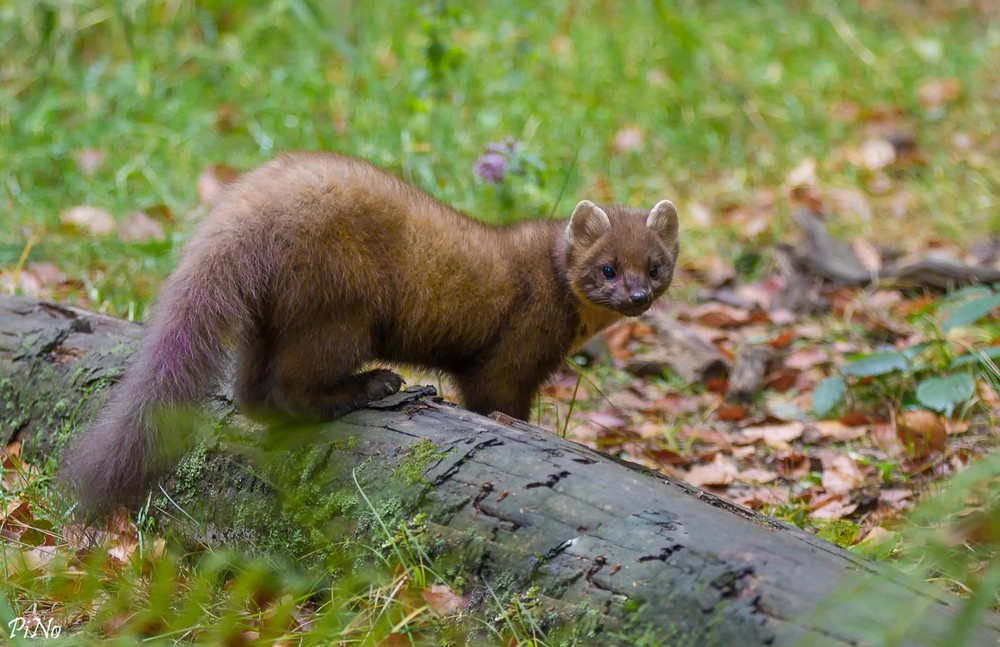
[768,329,795,349]
[4,440,22,461]
[687,202,713,227]
[705,377,729,394]
[742,422,804,449]
[736,488,790,509]
[149,536,167,561]
[860,525,896,544]
[819,452,864,494]
[62,523,111,552]
[729,207,773,237]
[872,421,905,457]
[107,537,139,565]
[879,488,914,511]
[828,187,872,221]
[681,255,734,287]
[26,263,66,288]
[692,303,750,328]
[197,164,241,204]
[785,348,829,371]
[832,101,860,122]
[645,68,667,86]
[776,451,811,480]
[766,368,799,393]
[61,205,115,236]
[729,279,783,311]
[857,138,895,171]
[583,409,629,429]
[643,446,688,467]
[737,467,779,484]
[809,493,858,520]
[895,409,946,457]
[613,125,644,153]
[815,421,868,442]
[118,212,165,243]
[422,583,469,615]
[214,102,241,132]
[72,148,106,175]
[715,402,747,421]
[977,380,1000,412]
[102,611,133,637]
[1,447,40,491]
[21,545,58,571]
[785,157,818,191]
[784,157,823,210]
[944,419,970,435]
[839,410,874,426]
[612,391,651,412]
[107,508,134,536]
[644,393,703,416]
[684,453,737,488]
[918,78,961,108]
[688,425,737,448]
[2,497,31,526]
[549,34,572,57]
[0,268,44,297]
[604,320,653,362]
[541,373,590,400]
[586,172,615,204]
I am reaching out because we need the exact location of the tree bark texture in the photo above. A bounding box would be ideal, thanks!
[1,295,998,646]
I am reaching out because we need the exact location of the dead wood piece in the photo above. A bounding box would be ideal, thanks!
[793,209,874,286]
[889,253,1000,290]
[793,209,1000,291]
[726,344,774,402]
[771,243,829,314]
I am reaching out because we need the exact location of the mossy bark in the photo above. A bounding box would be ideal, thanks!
[2,295,998,646]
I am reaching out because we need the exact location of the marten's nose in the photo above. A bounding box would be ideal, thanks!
[629,290,651,306]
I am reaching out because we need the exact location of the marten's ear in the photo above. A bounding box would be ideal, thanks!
[646,200,678,244]
[567,200,611,247]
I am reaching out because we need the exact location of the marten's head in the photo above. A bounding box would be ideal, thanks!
[564,199,679,317]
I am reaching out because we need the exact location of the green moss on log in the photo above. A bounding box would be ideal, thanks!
[393,438,445,485]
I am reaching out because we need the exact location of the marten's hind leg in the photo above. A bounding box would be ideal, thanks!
[233,326,276,417]
[264,317,403,421]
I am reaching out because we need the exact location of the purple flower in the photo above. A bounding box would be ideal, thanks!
[474,152,507,184]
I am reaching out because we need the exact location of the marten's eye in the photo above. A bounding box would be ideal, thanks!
[649,265,660,278]
[601,265,616,279]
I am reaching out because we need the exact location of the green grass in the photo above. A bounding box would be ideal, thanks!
[3,1,998,318]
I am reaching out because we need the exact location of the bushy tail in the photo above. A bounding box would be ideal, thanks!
[61,240,257,516]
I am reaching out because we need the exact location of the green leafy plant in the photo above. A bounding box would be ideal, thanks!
[812,285,1000,419]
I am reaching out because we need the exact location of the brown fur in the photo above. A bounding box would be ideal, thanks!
[61,152,679,513]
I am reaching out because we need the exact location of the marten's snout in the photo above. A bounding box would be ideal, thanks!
[629,289,651,307]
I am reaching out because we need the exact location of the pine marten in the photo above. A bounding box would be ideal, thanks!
[62,152,679,513]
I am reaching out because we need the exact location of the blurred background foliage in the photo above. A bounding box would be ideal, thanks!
[2,0,998,317]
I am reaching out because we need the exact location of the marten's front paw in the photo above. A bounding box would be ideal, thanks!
[363,368,405,401]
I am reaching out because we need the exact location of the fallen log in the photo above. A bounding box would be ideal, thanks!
[1,295,998,646]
